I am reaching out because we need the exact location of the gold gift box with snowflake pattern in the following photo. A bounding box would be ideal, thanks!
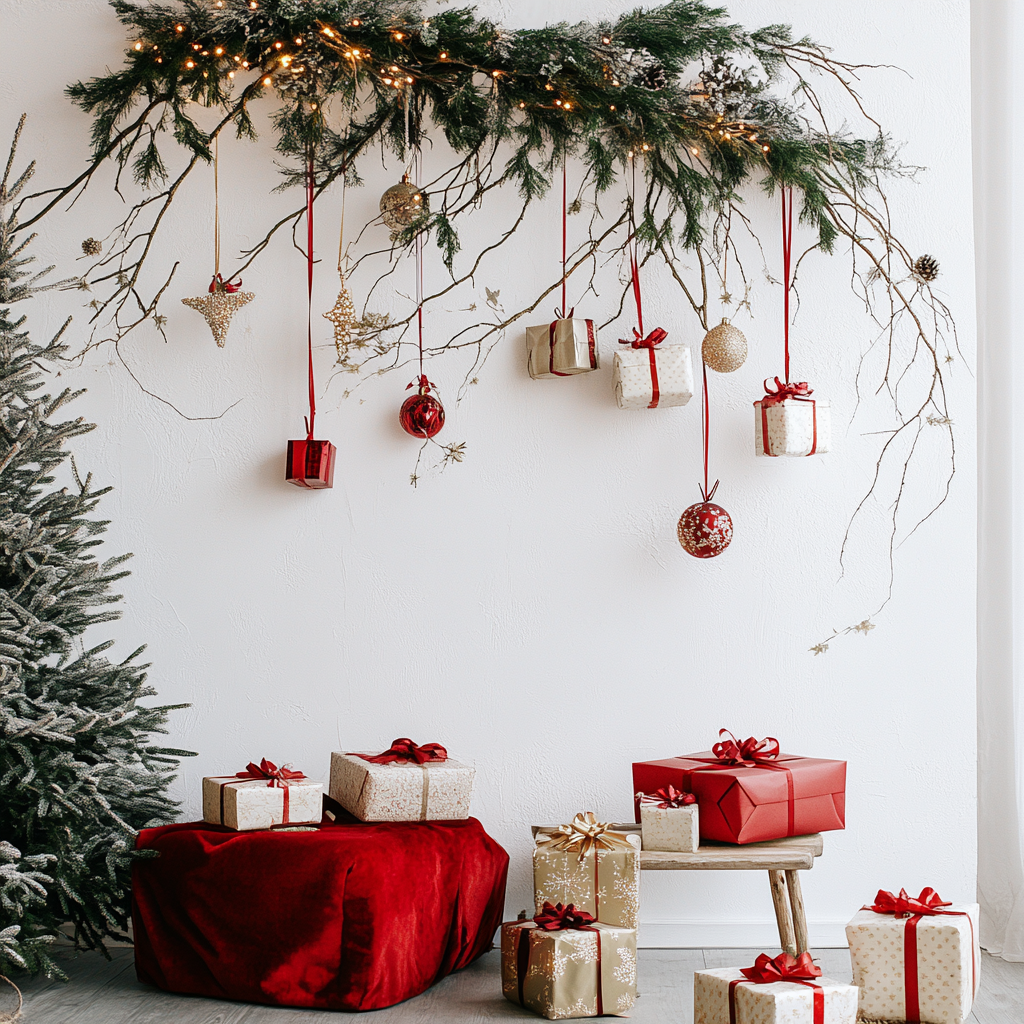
[533,815,641,930]
[501,919,637,1019]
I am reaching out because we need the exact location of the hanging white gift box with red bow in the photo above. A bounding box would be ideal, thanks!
[613,328,693,409]
[527,313,600,379]
[755,188,830,458]
[754,378,831,457]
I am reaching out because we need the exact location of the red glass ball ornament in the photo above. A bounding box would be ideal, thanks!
[677,501,733,558]
[400,375,445,439]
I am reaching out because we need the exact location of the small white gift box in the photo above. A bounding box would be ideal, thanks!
[694,965,858,1024]
[613,337,693,410]
[754,383,830,457]
[202,762,322,831]
[638,790,699,852]
[329,743,475,822]
[526,317,599,378]
[846,892,979,1024]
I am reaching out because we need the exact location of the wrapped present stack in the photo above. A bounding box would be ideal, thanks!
[633,729,847,845]
[695,952,859,1024]
[502,813,640,1019]
[329,737,475,821]
[846,887,980,1024]
[202,758,323,831]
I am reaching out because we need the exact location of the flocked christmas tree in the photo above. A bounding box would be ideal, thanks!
[0,116,193,980]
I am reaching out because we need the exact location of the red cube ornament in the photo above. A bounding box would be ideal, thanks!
[286,439,336,489]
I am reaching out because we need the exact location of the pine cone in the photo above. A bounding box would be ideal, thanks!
[81,238,102,256]
[912,254,939,282]
[637,63,667,91]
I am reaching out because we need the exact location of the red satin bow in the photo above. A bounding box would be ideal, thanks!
[356,738,449,765]
[640,785,696,809]
[209,273,242,294]
[620,326,667,349]
[868,887,952,917]
[741,952,822,983]
[712,729,781,765]
[762,376,813,405]
[235,758,307,787]
[533,902,596,931]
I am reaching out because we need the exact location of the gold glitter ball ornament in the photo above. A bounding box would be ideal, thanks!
[379,173,428,232]
[182,282,255,347]
[701,317,747,373]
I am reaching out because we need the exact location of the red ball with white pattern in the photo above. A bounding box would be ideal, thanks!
[677,501,733,558]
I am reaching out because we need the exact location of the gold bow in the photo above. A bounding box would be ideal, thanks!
[536,812,636,862]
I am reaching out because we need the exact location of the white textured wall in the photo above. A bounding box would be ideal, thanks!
[4,0,975,947]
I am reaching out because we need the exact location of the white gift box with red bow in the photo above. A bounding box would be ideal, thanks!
[613,329,693,410]
[846,890,979,1024]
[638,789,699,852]
[754,379,831,457]
[202,759,322,831]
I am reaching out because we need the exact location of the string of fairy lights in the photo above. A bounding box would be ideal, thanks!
[126,0,773,164]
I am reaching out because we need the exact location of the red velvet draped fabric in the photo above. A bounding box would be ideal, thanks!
[131,810,509,1011]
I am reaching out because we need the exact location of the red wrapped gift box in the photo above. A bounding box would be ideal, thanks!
[632,733,845,845]
[286,439,336,489]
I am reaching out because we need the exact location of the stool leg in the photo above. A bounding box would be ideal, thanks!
[785,870,809,955]
[769,870,797,956]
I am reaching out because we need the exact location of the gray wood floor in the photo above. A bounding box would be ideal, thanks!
[9,945,1024,1023]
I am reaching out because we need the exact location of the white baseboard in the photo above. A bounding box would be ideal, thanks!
[638,919,849,949]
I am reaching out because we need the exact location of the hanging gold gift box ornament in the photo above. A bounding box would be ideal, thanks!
[379,173,428,234]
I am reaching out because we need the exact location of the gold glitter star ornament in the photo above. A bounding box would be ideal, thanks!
[323,273,357,355]
[182,275,254,347]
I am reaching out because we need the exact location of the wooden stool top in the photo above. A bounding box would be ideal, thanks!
[530,824,823,871]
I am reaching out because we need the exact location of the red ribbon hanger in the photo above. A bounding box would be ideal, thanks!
[303,147,318,441]
[546,156,597,376]
[729,953,824,1024]
[638,785,696,809]
[761,189,818,456]
[618,159,664,407]
[864,887,976,1023]
[354,738,449,765]
[781,186,794,385]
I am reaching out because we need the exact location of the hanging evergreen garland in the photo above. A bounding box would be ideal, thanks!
[12,0,959,615]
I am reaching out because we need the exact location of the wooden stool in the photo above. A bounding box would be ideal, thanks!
[628,826,821,955]
[532,825,822,956]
